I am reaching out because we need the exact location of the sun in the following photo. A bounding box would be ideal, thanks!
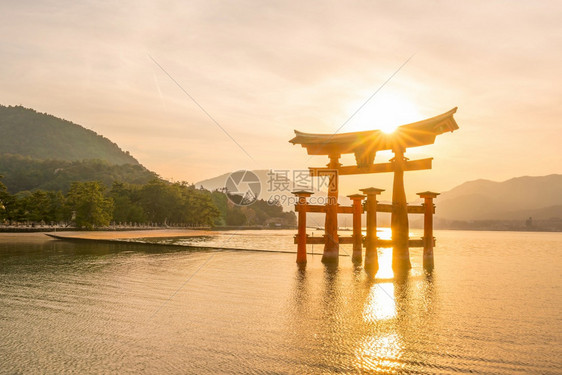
[345,91,422,134]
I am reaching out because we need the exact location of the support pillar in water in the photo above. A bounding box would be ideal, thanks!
[360,187,384,273]
[391,148,412,271]
[417,191,439,270]
[322,154,341,264]
[347,194,366,264]
[293,191,313,264]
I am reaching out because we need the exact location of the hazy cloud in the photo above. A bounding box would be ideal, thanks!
[1,0,560,197]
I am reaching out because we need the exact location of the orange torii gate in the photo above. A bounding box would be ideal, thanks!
[290,107,460,271]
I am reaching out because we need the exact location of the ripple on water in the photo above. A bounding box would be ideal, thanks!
[1,230,561,374]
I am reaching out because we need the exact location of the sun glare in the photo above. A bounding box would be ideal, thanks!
[345,91,422,134]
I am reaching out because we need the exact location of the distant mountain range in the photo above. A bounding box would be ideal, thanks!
[196,169,351,228]
[0,105,155,192]
[198,170,562,226]
[196,169,350,205]
[436,174,562,221]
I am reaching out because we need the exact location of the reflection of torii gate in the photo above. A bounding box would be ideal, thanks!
[290,107,460,271]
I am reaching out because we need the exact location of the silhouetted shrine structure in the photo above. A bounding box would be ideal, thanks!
[290,107,460,272]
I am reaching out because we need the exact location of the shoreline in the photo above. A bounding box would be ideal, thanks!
[0,226,559,243]
[43,228,214,240]
[43,233,307,255]
[0,229,213,244]
[1,229,344,257]
[0,225,297,233]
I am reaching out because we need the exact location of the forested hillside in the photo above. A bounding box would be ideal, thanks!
[0,105,296,229]
[0,154,156,193]
[0,105,138,164]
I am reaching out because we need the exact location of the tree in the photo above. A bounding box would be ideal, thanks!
[65,181,113,229]
[45,191,66,223]
[138,179,181,224]
[211,190,227,226]
[176,184,220,226]
[137,180,220,226]
[109,182,146,223]
[225,205,247,226]
[18,190,50,222]
[0,176,11,221]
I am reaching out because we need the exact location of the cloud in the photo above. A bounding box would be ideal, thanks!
[0,0,560,195]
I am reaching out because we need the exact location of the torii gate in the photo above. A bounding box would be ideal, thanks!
[289,107,460,271]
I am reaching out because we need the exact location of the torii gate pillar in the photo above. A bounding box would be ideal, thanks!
[322,154,341,264]
[347,193,366,264]
[417,191,439,270]
[391,148,412,271]
[294,191,313,265]
[360,187,384,273]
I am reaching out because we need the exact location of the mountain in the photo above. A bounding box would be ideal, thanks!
[0,105,138,165]
[0,105,157,193]
[196,169,302,197]
[196,169,352,206]
[197,169,362,228]
[436,174,562,221]
[0,154,157,193]
[198,171,562,230]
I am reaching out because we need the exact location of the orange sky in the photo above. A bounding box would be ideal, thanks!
[1,1,560,200]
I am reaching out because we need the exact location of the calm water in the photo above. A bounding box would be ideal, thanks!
[0,230,561,374]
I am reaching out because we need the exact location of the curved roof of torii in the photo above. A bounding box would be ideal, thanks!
[289,107,459,156]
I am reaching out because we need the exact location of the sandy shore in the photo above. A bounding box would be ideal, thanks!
[0,232,55,243]
[0,229,214,243]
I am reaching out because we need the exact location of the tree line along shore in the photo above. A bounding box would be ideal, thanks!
[0,177,296,230]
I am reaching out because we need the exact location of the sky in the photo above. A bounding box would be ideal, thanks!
[1,0,561,200]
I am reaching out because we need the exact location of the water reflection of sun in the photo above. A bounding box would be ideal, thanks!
[355,333,404,373]
[376,227,392,241]
[358,227,392,279]
[375,248,394,279]
[363,283,396,321]
[361,227,423,279]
